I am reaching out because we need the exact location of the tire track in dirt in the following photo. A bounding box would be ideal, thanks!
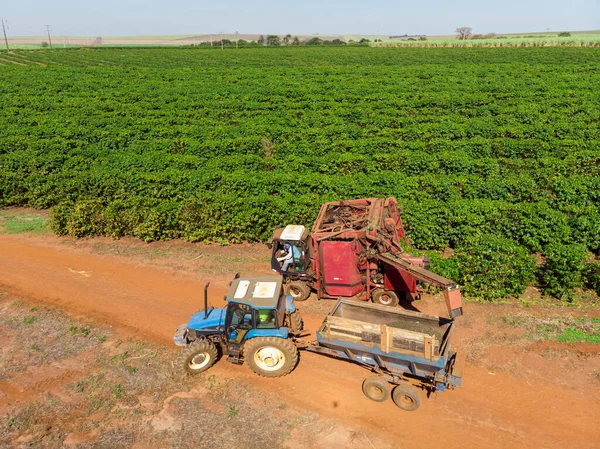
[0,349,94,411]
[0,234,598,449]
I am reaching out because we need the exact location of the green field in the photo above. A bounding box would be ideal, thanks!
[1,46,599,299]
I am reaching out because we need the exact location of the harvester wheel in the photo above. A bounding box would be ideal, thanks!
[362,376,390,402]
[285,281,311,301]
[245,337,298,378]
[371,289,399,307]
[176,340,218,375]
[289,312,304,333]
[392,384,421,411]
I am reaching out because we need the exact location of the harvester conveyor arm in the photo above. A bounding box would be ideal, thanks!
[377,252,464,319]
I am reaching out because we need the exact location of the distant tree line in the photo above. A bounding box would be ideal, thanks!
[456,27,574,40]
[192,34,362,48]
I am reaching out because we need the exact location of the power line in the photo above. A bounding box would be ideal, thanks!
[45,24,52,49]
[1,18,9,52]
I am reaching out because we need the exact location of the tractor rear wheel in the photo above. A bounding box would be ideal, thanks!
[285,281,311,301]
[371,289,399,307]
[391,384,421,411]
[176,340,218,375]
[289,311,304,333]
[244,337,298,377]
[362,376,390,402]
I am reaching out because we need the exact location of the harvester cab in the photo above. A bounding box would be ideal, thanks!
[174,274,304,377]
[268,225,310,275]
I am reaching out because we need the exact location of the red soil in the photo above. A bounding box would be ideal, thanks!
[0,234,598,449]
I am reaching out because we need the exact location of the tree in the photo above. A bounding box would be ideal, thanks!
[283,34,292,45]
[306,37,323,46]
[455,27,472,40]
[292,36,301,45]
[266,34,281,46]
[257,35,265,45]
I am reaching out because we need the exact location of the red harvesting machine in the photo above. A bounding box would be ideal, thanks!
[268,197,463,319]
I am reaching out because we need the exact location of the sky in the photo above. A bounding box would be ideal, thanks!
[3,0,599,37]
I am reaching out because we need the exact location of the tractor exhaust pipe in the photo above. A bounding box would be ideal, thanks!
[204,282,210,319]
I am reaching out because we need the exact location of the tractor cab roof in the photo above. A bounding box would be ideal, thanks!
[272,225,308,242]
[226,275,284,309]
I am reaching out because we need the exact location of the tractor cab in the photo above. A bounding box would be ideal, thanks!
[225,275,290,340]
[223,275,297,364]
[268,225,310,276]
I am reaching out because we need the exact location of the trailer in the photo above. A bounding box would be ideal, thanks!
[299,298,463,411]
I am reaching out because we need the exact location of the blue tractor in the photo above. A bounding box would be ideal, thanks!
[173,274,304,377]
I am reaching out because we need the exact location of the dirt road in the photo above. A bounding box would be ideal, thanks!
[1,234,598,449]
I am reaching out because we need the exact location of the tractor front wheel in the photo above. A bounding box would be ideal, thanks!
[285,281,311,301]
[244,337,298,377]
[371,289,400,307]
[176,340,218,375]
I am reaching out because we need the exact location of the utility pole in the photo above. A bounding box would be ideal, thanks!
[235,31,239,49]
[1,18,9,52]
[45,25,53,49]
[220,31,224,50]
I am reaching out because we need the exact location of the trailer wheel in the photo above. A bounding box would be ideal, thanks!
[285,281,311,301]
[176,340,218,375]
[371,289,399,307]
[392,384,421,411]
[362,376,390,402]
[245,337,298,378]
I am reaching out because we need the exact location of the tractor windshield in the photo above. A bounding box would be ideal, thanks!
[225,303,253,345]
[226,303,253,330]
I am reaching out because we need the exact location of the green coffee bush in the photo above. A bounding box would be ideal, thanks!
[427,252,460,284]
[103,200,144,239]
[66,200,106,237]
[133,201,181,242]
[583,262,600,297]
[453,234,537,300]
[49,202,73,236]
[540,243,588,300]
